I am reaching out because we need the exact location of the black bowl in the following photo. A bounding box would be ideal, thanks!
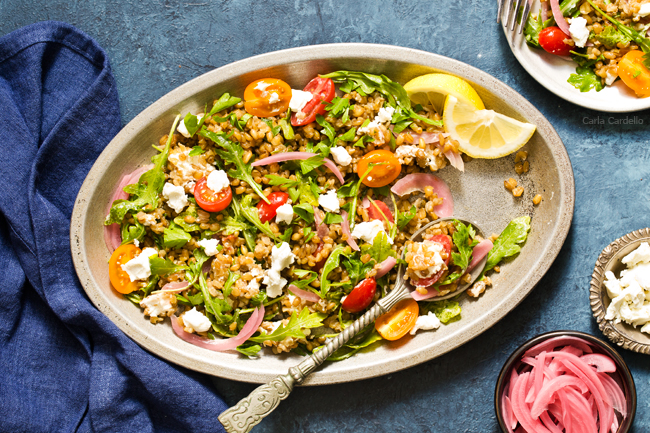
[494,331,636,432]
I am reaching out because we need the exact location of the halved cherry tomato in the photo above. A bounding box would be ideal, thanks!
[367,199,394,223]
[618,50,650,98]
[375,298,419,341]
[256,191,289,223]
[291,77,336,126]
[109,244,141,294]
[342,278,377,313]
[413,234,452,287]
[194,177,232,212]
[357,150,402,188]
[244,78,292,117]
[538,26,573,57]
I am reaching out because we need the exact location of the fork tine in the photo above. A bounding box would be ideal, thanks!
[503,0,514,27]
[509,0,523,31]
[517,0,531,34]
[497,0,508,23]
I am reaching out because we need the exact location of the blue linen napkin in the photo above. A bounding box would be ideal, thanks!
[0,21,227,432]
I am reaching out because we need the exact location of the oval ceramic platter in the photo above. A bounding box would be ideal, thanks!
[71,43,574,385]
[501,8,650,112]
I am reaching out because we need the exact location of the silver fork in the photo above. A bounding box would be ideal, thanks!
[497,0,532,34]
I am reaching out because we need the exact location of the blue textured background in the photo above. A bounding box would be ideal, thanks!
[2,1,649,431]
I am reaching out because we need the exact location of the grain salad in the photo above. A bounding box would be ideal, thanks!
[525,0,650,96]
[104,71,532,358]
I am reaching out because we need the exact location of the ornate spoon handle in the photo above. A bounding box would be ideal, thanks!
[218,284,408,433]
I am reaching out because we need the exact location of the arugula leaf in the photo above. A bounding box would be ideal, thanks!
[263,119,282,137]
[360,232,396,264]
[289,269,318,290]
[321,71,442,127]
[219,215,252,235]
[236,344,262,358]
[334,127,357,146]
[278,118,295,140]
[105,116,180,225]
[337,180,357,198]
[595,25,631,48]
[173,202,201,232]
[293,203,315,224]
[120,219,145,245]
[320,245,348,297]
[305,140,331,157]
[423,299,462,324]
[325,96,351,121]
[249,307,327,342]
[450,220,479,270]
[223,271,240,299]
[343,256,374,286]
[302,226,314,243]
[327,326,382,361]
[315,114,336,142]
[187,248,209,284]
[523,10,544,47]
[150,257,188,277]
[484,216,531,273]
[199,129,269,203]
[300,155,324,174]
[323,213,343,224]
[163,222,192,249]
[232,195,276,239]
[208,93,241,116]
[265,174,300,188]
[568,66,604,92]
[188,145,204,157]
[396,205,416,229]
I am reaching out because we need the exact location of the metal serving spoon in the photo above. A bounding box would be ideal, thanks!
[218,217,487,433]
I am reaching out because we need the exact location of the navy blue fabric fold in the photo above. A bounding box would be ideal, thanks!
[0,21,227,432]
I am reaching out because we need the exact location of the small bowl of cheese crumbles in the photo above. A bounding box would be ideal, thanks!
[591,228,650,355]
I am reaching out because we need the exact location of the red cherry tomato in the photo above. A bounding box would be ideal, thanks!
[342,278,377,313]
[290,77,336,126]
[413,234,452,287]
[367,200,394,223]
[538,26,573,57]
[256,191,289,223]
[194,177,233,212]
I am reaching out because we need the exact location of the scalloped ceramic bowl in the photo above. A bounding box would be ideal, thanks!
[494,331,636,433]
[591,228,650,355]
[71,43,575,385]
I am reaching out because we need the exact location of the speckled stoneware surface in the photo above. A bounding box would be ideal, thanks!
[591,228,650,355]
[70,43,574,385]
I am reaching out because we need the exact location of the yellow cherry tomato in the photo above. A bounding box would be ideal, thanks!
[618,50,650,98]
[109,243,141,294]
[357,149,402,188]
[375,298,419,341]
[244,78,292,117]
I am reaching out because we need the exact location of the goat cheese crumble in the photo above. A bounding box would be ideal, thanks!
[183,307,212,333]
[197,238,219,256]
[206,169,230,193]
[409,312,441,335]
[263,242,297,298]
[330,146,352,166]
[121,247,158,281]
[275,203,294,224]
[319,190,340,213]
[351,220,392,245]
[569,17,589,48]
[289,89,313,112]
[162,182,189,213]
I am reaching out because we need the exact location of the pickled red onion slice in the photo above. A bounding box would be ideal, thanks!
[287,284,321,303]
[391,174,453,217]
[340,210,359,251]
[251,152,344,184]
[171,305,264,352]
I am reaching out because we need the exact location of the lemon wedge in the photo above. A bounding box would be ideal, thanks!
[404,73,485,114]
[442,95,536,159]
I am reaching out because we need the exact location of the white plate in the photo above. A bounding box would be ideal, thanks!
[502,13,650,112]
